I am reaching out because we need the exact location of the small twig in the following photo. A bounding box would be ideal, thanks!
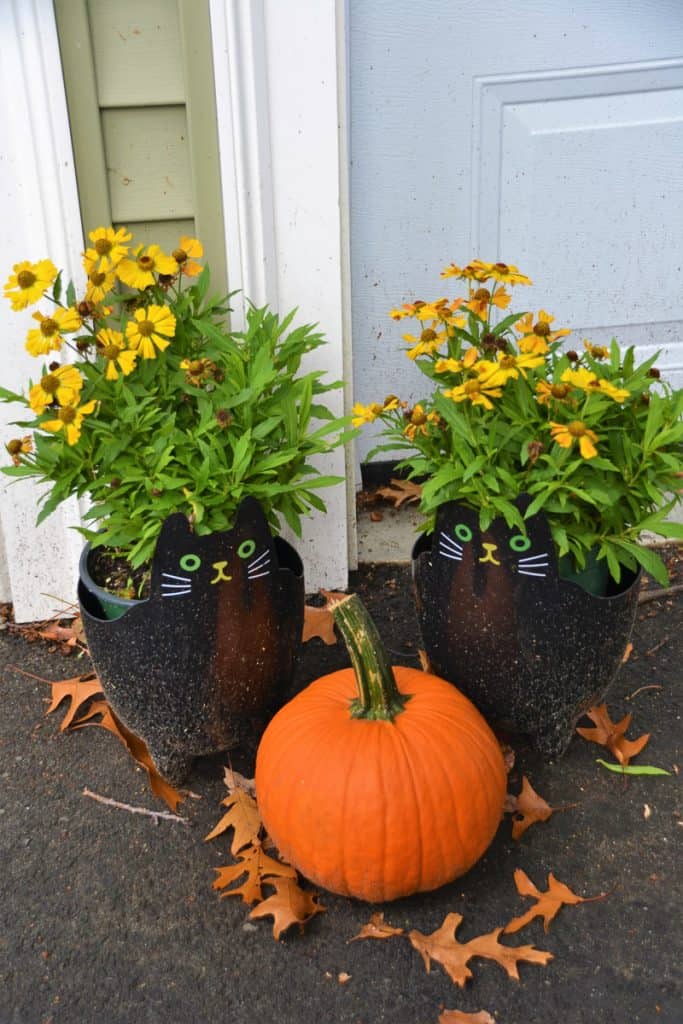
[638,583,683,605]
[82,787,189,825]
[645,636,670,657]
[627,684,663,701]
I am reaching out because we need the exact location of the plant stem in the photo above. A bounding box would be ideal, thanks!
[329,593,410,721]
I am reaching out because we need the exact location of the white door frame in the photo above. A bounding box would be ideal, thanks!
[0,0,354,621]
[209,0,356,586]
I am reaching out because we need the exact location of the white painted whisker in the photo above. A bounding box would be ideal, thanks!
[247,570,271,579]
[161,589,192,597]
[439,532,463,553]
[161,572,192,582]
[248,551,270,569]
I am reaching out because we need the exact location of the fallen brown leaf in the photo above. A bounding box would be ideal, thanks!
[408,912,552,988]
[73,699,185,812]
[504,869,604,934]
[508,776,555,840]
[439,1011,496,1024]
[377,478,422,508]
[576,703,650,765]
[45,673,103,731]
[223,766,257,799]
[350,912,405,942]
[212,841,297,904]
[204,788,262,854]
[248,876,325,940]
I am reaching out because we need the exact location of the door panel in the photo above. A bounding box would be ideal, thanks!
[350,1,683,461]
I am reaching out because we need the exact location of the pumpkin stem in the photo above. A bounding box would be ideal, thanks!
[329,593,410,721]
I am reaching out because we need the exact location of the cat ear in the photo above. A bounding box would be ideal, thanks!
[234,497,273,536]
[153,512,193,558]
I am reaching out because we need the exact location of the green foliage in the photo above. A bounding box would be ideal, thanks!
[2,229,351,567]
[356,260,683,585]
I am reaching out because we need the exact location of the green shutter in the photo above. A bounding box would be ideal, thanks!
[54,0,227,294]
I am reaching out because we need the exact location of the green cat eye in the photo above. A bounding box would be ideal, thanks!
[454,524,473,543]
[238,539,256,559]
[509,534,531,552]
[179,553,201,572]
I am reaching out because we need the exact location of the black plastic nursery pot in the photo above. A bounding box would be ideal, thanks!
[412,499,642,759]
[78,497,305,784]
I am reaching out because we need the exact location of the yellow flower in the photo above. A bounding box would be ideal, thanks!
[516,310,570,351]
[6,436,33,466]
[83,226,131,272]
[351,401,384,427]
[389,302,423,321]
[434,348,479,374]
[561,366,598,391]
[472,260,532,286]
[116,244,177,289]
[4,259,58,310]
[28,365,84,414]
[404,325,447,359]
[172,236,203,277]
[42,399,97,446]
[583,340,610,360]
[443,361,511,410]
[25,306,82,356]
[493,350,545,378]
[596,379,630,403]
[536,380,572,406]
[550,420,598,459]
[382,394,401,411]
[97,328,137,380]
[440,261,491,282]
[125,304,176,358]
[465,286,510,318]
[83,260,117,304]
[403,404,439,440]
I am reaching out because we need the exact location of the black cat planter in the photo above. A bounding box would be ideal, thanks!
[78,498,305,784]
[412,500,641,759]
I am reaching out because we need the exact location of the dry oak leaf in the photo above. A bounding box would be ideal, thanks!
[508,776,555,840]
[73,699,185,812]
[576,703,650,765]
[45,673,103,731]
[212,841,297,904]
[439,1011,496,1024]
[408,912,552,988]
[222,765,257,799]
[377,478,422,508]
[248,876,325,940]
[504,869,604,934]
[350,912,405,942]
[205,788,262,855]
[302,591,347,645]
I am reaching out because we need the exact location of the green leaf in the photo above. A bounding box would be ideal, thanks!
[596,759,671,776]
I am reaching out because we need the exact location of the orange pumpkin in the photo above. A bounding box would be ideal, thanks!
[255,594,506,902]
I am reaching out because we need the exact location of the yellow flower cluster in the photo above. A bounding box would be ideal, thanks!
[354,258,636,462]
[3,226,203,446]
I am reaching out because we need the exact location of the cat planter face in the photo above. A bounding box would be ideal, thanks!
[412,499,641,759]
[78,498,305,783]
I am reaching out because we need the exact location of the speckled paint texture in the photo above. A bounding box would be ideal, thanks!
[78,499,304,783]
[412,500,641,758]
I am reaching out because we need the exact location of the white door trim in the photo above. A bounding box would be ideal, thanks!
[209,0,356,586]
[0,0,85,621]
